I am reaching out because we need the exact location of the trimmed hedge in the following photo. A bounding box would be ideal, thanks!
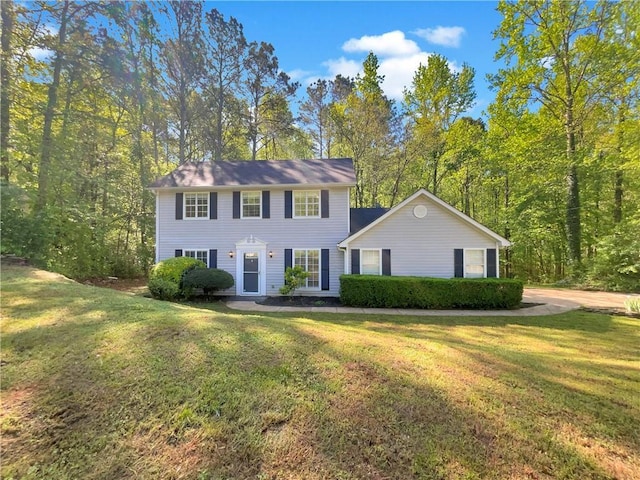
[340,275,524,309]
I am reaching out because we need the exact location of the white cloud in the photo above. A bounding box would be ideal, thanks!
[378,52,432,99]
[323,56,362,79]
[342,30,420,58]
[287,68,314,82]
[317,29,468,101]
[414,26,466,48]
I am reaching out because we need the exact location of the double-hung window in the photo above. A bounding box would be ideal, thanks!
[294,191,320,218]
[184,249,208,266]
[465,249,485,278]
[242,191,261,218]
[361,249,381,275]
[294,249,320,289]
[185,193,208,219]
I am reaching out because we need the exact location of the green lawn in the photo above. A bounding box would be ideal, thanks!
[1,265,639,480]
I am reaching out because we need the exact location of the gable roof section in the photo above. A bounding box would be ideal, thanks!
[339,189,511,247]
[350,207,389,235]
[148,158,356,189]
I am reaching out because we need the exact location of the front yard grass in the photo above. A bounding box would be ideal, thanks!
[1,265,639,479]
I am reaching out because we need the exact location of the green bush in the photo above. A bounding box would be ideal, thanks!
[148,277,181,301]
[339,275,524,309]
[625,296,640,314]
[279,266,309,296]
[182,268,234,297]
[148,256,206,300]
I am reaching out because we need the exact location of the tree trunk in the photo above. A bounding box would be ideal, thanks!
[565,98,581,267]
[36,0,70,212]
[0,0,13,183]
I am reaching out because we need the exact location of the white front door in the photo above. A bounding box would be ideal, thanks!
[242,251,260,294]
[235,237,267,296]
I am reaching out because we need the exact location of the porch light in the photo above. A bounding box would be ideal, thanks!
[228,250,234,258]
[268,250,274,258]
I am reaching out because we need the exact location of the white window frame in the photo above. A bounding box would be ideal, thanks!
[361,248,382,275]
[464,248,486,278]
[241,191,262,219]
[183,249,209,267]
[293,190,320,218]
[184,192,209,220]
[293,248,321,290]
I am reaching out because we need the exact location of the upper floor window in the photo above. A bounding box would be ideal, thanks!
[242,191,261,218]
[185,193,208,219]
[294,249,320,289]
[465,249,485,278]
[294,190,320,218]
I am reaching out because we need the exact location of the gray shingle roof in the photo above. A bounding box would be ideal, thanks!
[350,207,389,235]
[148,158,356,188]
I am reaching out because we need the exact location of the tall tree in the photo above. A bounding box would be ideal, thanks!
[403,54,475,196]
[1,0,14,183]
[243,41,297,160]
[161,0,204,164]
[492,0,618,269]
[331,53,397,207]
[299,79,330,158]
[201,8,246,161]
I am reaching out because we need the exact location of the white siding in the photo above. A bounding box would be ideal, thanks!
[155,187,349,296]
[349,197,498,278]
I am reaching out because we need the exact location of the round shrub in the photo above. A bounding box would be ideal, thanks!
[182,268,234,297]
[148,277,181,301]
[148,256,206,299]
[150,256,207,284]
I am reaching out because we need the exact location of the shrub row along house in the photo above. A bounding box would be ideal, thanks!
[149,158,510,297]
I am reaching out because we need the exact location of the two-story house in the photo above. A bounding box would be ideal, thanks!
[149,158,510,297]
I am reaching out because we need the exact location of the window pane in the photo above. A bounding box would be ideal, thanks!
[293,249,320,288]
[293,191,320,217]
[185,193,207,218]
[361,250,380,275]
[465,249,484,278]
[242,192,261,217]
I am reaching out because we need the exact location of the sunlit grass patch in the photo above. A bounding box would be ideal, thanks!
[2,265,639,479]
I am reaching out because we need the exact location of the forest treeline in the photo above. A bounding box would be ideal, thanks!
[1,0,638,290]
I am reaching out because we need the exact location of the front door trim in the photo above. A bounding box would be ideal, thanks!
[235,235,267,296]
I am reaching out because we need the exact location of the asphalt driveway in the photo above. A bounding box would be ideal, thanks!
[523,287,635,313]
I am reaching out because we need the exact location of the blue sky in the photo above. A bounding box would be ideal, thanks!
[215,1,505,117]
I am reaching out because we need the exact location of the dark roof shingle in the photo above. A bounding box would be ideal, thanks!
[148,158,356,188]
[349,207,389,235]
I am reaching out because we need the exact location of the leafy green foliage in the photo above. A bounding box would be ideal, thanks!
[625,297,640,313]
[279,266,309,296]
[182,268,234,297]
[147,277,181,301]
[150,257,206,285]
[148,257,206,300]
[584,218,640,292]
[340,275,524,309]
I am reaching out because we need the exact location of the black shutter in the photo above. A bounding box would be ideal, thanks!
[454,249,464,277]
[174,249,183,257]
[209,192,217,219]
[209,249,217,269]
[487,248,497,278]
[321,249,330,290]
[382,249,391,276]
[284,249,292,271]
[284,190,292,218]
[321,190,329,218]
[262,191,270,218]
[351,249,360,274]
[232,191,240,219]
[175,193,183,220]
